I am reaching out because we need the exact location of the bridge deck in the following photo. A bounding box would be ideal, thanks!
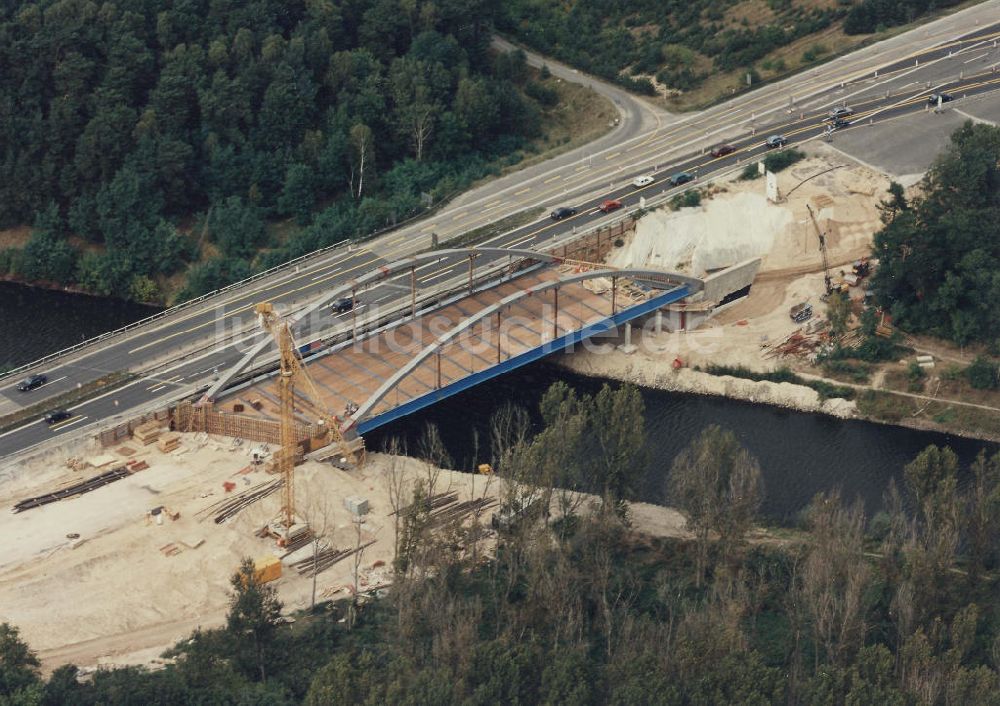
[219,266,684,435]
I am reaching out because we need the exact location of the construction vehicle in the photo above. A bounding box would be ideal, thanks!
[254,302,360,545]
[806,203,834,300]
[790,302,813,323]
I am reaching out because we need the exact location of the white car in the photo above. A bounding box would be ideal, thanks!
[632,175,654,188]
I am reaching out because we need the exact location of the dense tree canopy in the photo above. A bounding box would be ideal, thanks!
[871,122,1000,346]
[499,0,846,94]
[844,0,964,35]
[0,0,550,301]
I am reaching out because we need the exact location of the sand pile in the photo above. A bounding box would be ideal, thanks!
[609,191,792,276]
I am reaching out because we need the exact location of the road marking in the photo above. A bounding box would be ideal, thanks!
[543,175,561,184]
[514,188,530,195]
[146,375,180,390]
[47,415,87,432]
[964,51,991,64]
[604,152,621,160]
[148,384,167,393]
[575,165,588,172]
[484,199,501,207]
[420,224,437,233]
[452,212,469,221]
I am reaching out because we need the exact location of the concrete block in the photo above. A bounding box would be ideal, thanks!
[345,495,369,516]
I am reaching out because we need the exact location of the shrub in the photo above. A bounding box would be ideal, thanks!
[670,190,702,210]
[763,148,805,173]
[822,359,871,384]
[965,356,999,390]
[907,360,926,392]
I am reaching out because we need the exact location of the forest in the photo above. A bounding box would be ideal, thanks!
[0,0,561,302]
[2,381,999,705]
[500,0,845,96]
[871,122,1000,349]
[499,0,961,99]
[844,0,964,35]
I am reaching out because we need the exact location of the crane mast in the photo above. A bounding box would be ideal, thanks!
[256,302,299,533]
[806,203,834,296]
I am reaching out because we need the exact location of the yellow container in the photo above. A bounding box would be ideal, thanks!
[253,555,282,584]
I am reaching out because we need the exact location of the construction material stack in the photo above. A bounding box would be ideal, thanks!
[157,432,181,453]
[133,422,162,446]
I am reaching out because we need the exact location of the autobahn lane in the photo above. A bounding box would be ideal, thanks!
[381,17,1000,263]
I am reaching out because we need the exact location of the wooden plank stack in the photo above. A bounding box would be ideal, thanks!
[157,432,181,453]
[133,421,162,446]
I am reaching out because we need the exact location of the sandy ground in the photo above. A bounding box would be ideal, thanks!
[610,146,886,281]
[0,433,689,674]
[564,146,894,416]
[605,147,888,373]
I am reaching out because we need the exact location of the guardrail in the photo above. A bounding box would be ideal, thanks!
[0,186,472,386]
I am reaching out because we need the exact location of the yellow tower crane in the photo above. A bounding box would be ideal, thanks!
[254,302,360,540]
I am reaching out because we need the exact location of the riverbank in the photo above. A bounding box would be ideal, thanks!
[557,341,1000,445]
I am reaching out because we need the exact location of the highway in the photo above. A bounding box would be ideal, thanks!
[2,5,1000,463]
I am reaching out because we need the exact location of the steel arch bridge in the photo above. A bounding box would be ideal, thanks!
[213,246,702,440]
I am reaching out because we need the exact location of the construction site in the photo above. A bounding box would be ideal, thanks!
[0,141,962,673]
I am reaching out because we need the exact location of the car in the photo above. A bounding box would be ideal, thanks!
[44,410,72,425]
[331,297,354,314]
[927,92,953,105]
[550,206,577,220]
[710,144,735,158]
[765,134,787,149]
[17,374,47,392]
[826,106,854,121]
[669,172,694,186]
[598,199,622,213]
[828,118,851,131]
[632,175,655,188]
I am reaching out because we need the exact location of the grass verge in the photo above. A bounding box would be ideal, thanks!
[437,208,546,250]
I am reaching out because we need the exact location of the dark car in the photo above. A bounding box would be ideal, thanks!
[828,118,851,131]
[710,144,735,158]
[826,106,854,121]
[550,206,577,220]
[17,374,47,392]
[765,134,787,149]
[928,92,953,105]
[44,410,72,425]
[669,172,694,186]
[331,297,354,314]
[598,199,622,213]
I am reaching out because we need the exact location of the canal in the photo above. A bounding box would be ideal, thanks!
[368,363,999,522]
[0,282,160,370]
